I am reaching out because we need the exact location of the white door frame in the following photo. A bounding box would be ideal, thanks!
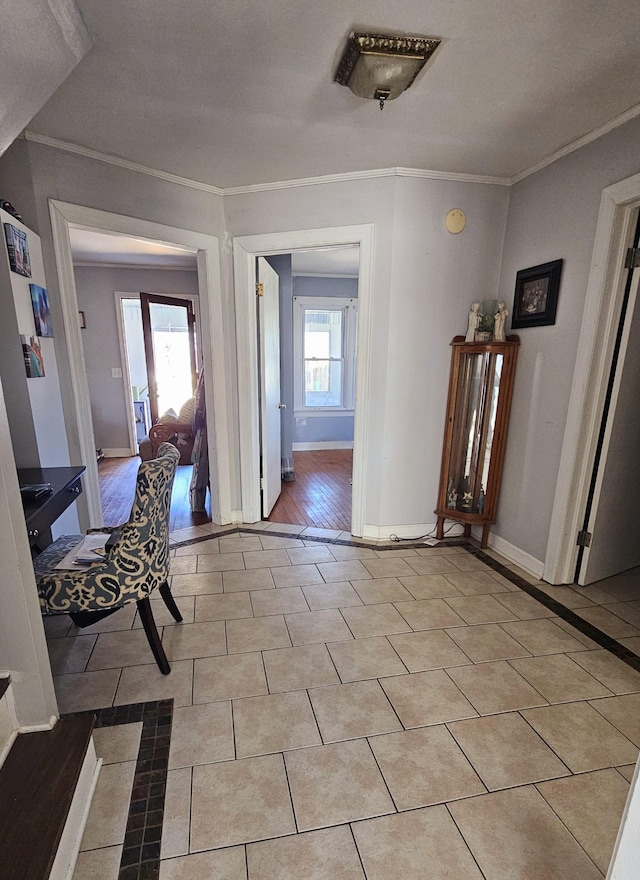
[115,291,202,456]
[233,225,374,535]
[49,200,234,528]
[544,173,640,584]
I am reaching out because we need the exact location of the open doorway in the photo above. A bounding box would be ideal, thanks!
[68,227,209,529]
[260,247,359,530]
[233,224,374,536]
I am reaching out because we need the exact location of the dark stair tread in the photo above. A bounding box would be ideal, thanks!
[0,676,9,701]
[0,713,95,880]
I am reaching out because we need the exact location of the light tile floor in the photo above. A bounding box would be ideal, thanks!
[51,527,640,880]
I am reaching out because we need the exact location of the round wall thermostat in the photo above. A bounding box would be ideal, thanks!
[445,209,466,234]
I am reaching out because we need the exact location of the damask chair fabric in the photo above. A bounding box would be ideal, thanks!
[34,442,182,674]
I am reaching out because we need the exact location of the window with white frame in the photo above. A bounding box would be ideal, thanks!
[293,296,358,411]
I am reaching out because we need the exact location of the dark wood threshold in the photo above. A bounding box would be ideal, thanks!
[0,676,10,701]
[0,713,95,880]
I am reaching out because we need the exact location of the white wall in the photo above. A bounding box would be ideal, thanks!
[74,265,198,451]
[225,175,510,537]
[497,114,640,562]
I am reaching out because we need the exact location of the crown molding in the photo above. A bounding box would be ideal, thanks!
[25,103,640,196]
[510,101,640,185]
[225,166,509,195]
[23,131,225,196]
[73,260,197,271]
[22,130,509,194]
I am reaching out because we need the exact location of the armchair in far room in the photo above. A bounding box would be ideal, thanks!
[138,396,196,465]
[33,442,183,674]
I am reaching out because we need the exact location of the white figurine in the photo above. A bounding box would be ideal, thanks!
[494,302,508,342]
[465,303,481,342]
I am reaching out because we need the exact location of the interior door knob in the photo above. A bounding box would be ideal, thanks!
[277,403,286,409]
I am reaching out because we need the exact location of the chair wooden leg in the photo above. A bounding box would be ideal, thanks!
[137,597,170,675]
[159,581,183,622]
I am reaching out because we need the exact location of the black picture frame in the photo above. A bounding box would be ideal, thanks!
[511,259,563,328]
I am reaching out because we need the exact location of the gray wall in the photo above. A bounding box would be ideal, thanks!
[74,265,199,451]
[496,113,640,561]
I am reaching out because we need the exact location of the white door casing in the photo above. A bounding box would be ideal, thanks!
[257,257,282,517]
[544,172,640,584]
[48,200,233,528]
[233,225,374,534]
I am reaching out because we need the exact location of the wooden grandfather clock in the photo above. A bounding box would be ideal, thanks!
[435,335,519,548]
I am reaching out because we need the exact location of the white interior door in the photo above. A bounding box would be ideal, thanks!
[579,255,640,585]
[258,257,282,517]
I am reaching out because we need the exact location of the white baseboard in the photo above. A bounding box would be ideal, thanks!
[360,522,466,542]
[292,441,354,451]
[478,529,545,578]
[101,447,134,458]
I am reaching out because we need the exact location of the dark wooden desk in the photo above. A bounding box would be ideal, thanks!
[18,466,85,552]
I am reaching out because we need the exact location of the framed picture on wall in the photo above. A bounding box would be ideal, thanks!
[4,222,31,277]
[511,259,563,328]
[29,284,54,337]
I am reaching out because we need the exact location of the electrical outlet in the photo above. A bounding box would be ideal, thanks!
[111,367,123,378]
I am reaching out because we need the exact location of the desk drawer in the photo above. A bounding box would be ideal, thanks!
[27,477,83,546]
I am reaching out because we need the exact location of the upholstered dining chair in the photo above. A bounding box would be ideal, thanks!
[34,442,182,674]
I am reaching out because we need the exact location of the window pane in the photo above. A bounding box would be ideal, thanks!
[305,359,343,406]
[304,310,343,359]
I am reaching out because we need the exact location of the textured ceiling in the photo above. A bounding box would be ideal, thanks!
[29,0,640,188]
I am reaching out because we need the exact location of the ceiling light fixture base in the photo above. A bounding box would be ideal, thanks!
[335,32,441,107]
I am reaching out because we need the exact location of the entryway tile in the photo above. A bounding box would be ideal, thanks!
[80,761,136,850]
[308,680,402,742]
[161,768,191,859]
[92,722,142,764]
[380,670,477,728]
[447,713,569,790]
[301,581,363,611]
[243,549,291,569]
[589,692,640,746]
[86,629,155,670]
[368,725,485,810]
[190,754,295,850]
[262,643,340,692]
[195,592,252,622]
[394,598,466,630]
[159,847,246,880]
[171,571,223,595]
[404,556,460,576]
[446,660,547,714]
[226,615,291,653]
[444,594,518,625]
[446,623,531,663]
[193,653,268,703]
[500,618,588,655]
[537,769,630,873]
[327,636,407,681]
[316,560,372,583]
[387,629,471,672]
[284,739,394,831]
[569,649,640,694]
[47,634,96,675]
[223,568,275,592]
[233,690,321,757]
[340,603,411,638]
[73,846,122,880]
[439,570,509,595]
[352,806,485,880]
[161,620,226,661]
[448,786,602,880]
[196,553,244,573]
[522,701,638,772]
[114,659,194,707]
[168,701,234,768]
[272,564,324,589]
[247,826,365,880]
[284,609,353,645]
[510,654,613,703]
[250,586,309,616]
[352,577,413,604]
[54,669,121,713]
[492,591,556,619]
[397,574,462,600]
[361,558,419,579]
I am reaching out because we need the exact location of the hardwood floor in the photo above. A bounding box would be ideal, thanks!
[268,449,352,531]
[98,457,210,530]
[99,449,353,532]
